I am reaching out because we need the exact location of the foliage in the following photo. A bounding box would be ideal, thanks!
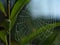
[0,0,60,45]
[0,0,29,45]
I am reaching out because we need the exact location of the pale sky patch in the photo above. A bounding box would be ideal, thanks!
[28,0,60,19]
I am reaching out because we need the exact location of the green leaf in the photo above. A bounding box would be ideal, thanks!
[20,22,60,45]
[0,31,8,45]
[10,0,29,30]
[0,2,7,16]
[42,32,57,45]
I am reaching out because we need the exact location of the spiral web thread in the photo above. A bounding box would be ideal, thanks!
[14,10,56,45]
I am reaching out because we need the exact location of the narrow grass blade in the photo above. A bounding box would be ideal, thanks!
[42,32,57,45]
[0,31,8,45]
[20,22,60,45]
[10,0,29,30]
[0,2,7,16]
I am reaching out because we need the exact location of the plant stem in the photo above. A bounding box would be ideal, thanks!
[7,0,10,45]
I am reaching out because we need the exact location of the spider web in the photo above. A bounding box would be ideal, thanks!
[11,9,56,45]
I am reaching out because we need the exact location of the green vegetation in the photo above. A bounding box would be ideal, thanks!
[0,0,60,45]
